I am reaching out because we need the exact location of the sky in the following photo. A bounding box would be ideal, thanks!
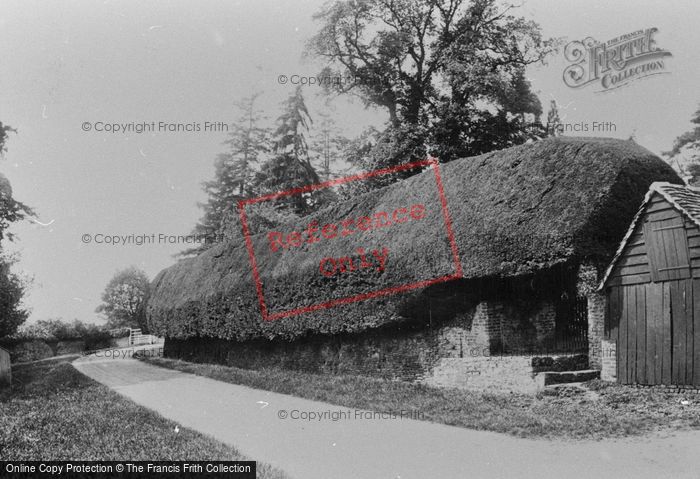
[1,0,699,325]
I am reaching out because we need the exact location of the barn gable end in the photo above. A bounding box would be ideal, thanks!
[597,182,700,387]
[600,184,700,289]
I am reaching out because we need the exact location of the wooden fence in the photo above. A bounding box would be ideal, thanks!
[0,346,11,388]
[128,329,162,346]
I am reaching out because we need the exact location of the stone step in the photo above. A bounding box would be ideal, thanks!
[539,369,600,386]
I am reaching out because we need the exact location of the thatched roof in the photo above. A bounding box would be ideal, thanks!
[147,137,681,341]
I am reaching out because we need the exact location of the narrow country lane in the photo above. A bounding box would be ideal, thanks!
[73,351,700,479]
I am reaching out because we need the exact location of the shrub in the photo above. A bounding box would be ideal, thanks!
[83,330,112,351]
[11,340,53,363]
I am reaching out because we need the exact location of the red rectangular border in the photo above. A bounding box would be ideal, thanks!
[237,157,463,321]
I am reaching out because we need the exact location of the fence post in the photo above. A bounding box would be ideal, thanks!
[0,347,11,389]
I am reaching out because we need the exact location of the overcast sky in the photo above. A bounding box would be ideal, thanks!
[1,0,698,325]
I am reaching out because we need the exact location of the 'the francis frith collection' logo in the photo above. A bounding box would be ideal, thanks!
[563,28,672,92]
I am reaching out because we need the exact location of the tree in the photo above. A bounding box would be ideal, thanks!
[664,104,700,186]
[307,0,556,171]
[185,93,270,256]
[0,253,28,337]
[16,318,85,340]
[0,123,33,242]
[308,108,350,181]
[0,122,33,337]
[545,100,562,137]
[688,164,700,187]
[96,267,150,331]
[255,86,331,215]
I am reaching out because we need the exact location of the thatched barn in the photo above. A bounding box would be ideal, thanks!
[593,182,700,388]
[148,137,681,392]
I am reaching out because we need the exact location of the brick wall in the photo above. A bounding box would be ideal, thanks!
[166,325,445,382]
[463,303,493,354]
[499,300,556,353]
[420,353,589,393]
[422,356,538,393]
[457,300,557,355]
[587,293,607,370]
[601,339,617,381]
[165,298,564,393]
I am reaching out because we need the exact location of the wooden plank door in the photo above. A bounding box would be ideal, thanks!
[615,280,698,386]
[669,279,695,385]
[646,282,662,385]
[617,283,673,385]
[694,279,700,386]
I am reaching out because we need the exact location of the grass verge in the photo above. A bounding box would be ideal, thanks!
[141,357,700,440]
[0,356,289,478]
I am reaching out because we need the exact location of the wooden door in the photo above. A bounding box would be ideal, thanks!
[615,280,697,386]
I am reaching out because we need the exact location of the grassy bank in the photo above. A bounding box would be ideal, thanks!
[0,356,289,478]
[141,357,700,440]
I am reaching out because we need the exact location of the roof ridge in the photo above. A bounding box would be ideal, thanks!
[651,181,700,192]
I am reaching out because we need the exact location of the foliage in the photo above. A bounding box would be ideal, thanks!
[255,86,333,215]
[545,100,562,137]
[7,340,54,363]
[576,264,600,297]
[0,253,29,338]
[0,122,15,156]
[187,93,352,259]
[307,0,558,170]
[185,94,270,256]
[0,122,34,338]
[664,103,700,186]
[308,108,351,181]
[688,164,700,187]
[0,123,33,242]
[96,266,150,331]
[14,318,106,342]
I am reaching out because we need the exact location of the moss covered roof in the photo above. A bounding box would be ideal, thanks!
[147,137,682,340]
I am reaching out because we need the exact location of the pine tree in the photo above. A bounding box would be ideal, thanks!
[256,86,328,215]
[223,92,270,197]
[308,108,350,181]
[273,85,313,160]
[184,94,269,256]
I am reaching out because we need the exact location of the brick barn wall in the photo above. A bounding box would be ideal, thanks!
[423,356,539,393]
[601,339,617,381]
[587,293,607,370]
[165,298,570,393]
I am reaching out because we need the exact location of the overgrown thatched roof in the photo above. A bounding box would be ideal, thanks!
[147,137,681,341]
